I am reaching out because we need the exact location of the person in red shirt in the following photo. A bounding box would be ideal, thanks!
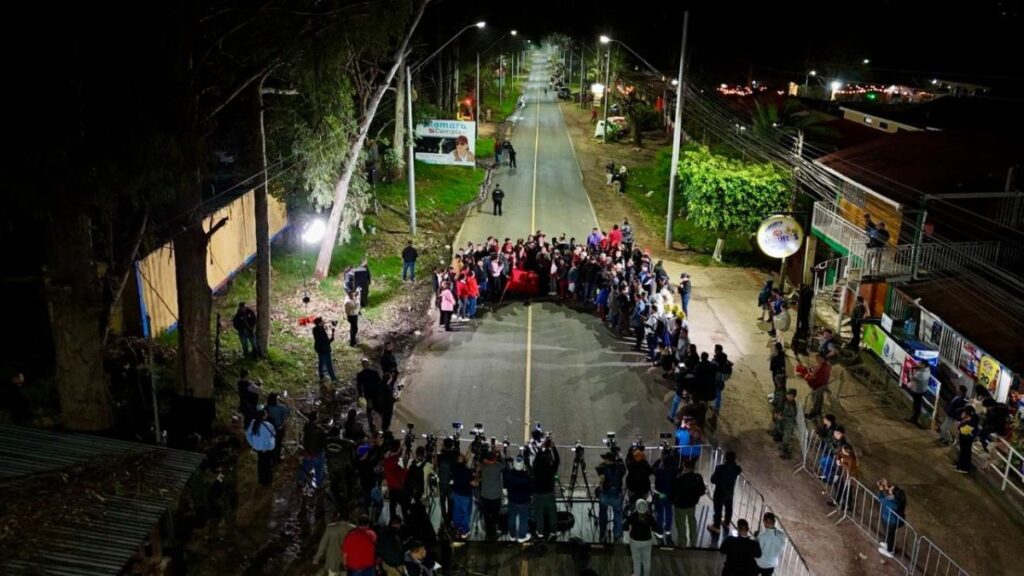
[381,439,409,522]
[599,232,611,252]
[607,224,622,249]
[465,271,480,318]
[455,272,469,320]
[795,352,832,418]
[342,514,377,576]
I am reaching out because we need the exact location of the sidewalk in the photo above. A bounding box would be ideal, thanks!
[559,101,1024,575]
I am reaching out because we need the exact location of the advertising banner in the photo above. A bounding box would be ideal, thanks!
[977,355,1001,394]
[413,120,477,166]
[864,324,886,358]
[959,342,982,378]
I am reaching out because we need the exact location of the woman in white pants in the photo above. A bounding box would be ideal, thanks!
[627,499,657,576]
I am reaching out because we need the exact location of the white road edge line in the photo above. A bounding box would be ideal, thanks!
[557,101,600,228]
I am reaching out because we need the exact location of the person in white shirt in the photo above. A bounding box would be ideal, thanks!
[755,512,788,575]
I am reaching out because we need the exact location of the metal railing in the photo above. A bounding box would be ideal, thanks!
[812,203,1002,277]
[836,476,920,573]
[793,427,977,576]
[912,536,970,576]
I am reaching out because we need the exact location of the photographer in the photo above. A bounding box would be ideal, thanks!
[531,437,560,540]
[232,301,259,359]
[406,446,433,510]
[477,447,505,541]
[450,451,476,539]
[652,447,678,543]
[503,455,533,543]
[435,437,459,526]
[382,438,409,522]
[625,444,654,511]
[312,317,338,383]
[596,450,627,542]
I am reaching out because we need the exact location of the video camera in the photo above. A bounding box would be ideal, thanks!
[659,432,673,451]
[631,435,646,453]
[421,432,438,456]
[602,432,620,455]
[401,423,416,454]
[451,421,463,442]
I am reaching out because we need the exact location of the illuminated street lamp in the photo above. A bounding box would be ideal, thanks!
[804,69,816,88]
[830,80,843,101]
[862,58,870,65]
[302,219,326,245]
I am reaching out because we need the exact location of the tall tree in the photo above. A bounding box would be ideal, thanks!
[313,0,429,279]
[678,145,792,261]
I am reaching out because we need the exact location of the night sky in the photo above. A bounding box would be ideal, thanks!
[464,0,1022,91]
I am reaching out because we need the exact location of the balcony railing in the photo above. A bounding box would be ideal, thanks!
[812,203,1001,278]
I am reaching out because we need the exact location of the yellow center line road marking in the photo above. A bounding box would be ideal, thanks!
[524,63,542,444]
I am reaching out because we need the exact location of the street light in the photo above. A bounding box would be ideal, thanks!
[862,58,870,65]
[301,219,326,245]
[511,30,517,36]
[830,80,842,101]
[804,69,816,89]
[599,35,612,142]
[406,21,486,235]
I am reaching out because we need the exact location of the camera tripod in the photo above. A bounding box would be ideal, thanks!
[554,444,598,541]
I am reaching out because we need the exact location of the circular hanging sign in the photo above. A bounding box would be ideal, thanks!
[756,215,805,258]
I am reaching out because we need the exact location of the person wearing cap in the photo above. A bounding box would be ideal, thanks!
[625,498,657,576]
[503,454,533,542]
[596,450,627,542]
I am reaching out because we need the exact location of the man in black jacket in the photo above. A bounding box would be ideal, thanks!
[719,519,762,575]
[355,358,385,431]
[402,240,418,282]
[695,352,718,404]
[492,184,505,216]
[232,302,259,358]
[312,317,337,382]
[708,451,742,535]
[531,441,560,540]
[671,460,706,548]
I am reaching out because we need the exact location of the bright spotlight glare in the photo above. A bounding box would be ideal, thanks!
[475,21,486,29]
[302,219,326,245]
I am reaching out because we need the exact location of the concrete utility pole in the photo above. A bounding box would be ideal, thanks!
[601,39,611,143]
[476,52,480,122]
[665,12,690,249]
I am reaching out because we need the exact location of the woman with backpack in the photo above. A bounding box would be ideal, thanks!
[246,409,277,486]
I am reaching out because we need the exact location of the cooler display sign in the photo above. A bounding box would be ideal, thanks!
[756,215,804,258]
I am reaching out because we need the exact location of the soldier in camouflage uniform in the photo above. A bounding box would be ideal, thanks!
[768,377,788,441]
[325,426,360,512]
[777,389,798,459]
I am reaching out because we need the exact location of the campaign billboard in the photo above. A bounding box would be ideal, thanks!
[414,120,477,167]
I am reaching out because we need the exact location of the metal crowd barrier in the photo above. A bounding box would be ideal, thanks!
[835,476,919,574]
[911,536,970,576]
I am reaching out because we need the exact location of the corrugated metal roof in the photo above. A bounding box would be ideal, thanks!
[0,424,205,575]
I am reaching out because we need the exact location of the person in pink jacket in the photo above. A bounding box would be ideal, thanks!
[439,281,456,331]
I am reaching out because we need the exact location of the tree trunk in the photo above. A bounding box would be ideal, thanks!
[173,174,217,399]
[393,60,406,180]
[713,237,725,262]
[255,82,271,356]
[44,204,113,431]
[314,0,428,279]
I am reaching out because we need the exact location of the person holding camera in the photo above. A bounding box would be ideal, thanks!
[435,437,459,526]
[876,478,907,559]
[312,317,338,383]
[503,455,533,543]
[652,447,678,543]
[478,448,505,541]
[626,445,654,512]
[531,437,560,540]
[596,450,627,542]
[672,460,706,548]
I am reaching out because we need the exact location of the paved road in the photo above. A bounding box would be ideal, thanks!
[397,52,671,450]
